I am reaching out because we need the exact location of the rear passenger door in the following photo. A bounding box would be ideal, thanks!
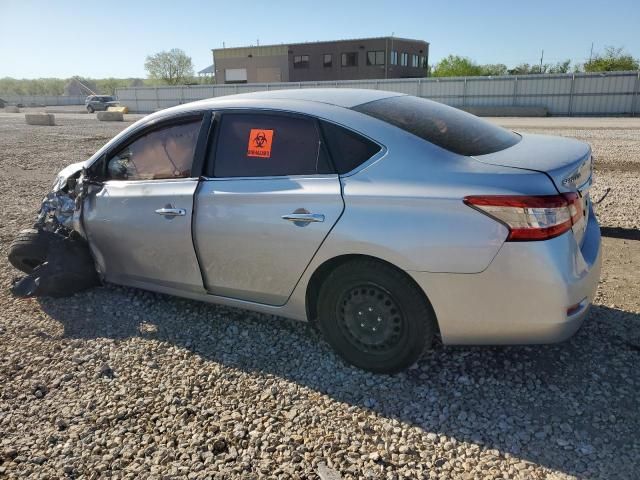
[193,111,344,306]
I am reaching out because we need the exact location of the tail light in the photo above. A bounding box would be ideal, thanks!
[464,193,583,241]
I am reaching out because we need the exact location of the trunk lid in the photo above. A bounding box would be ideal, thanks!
[473,133,593,245]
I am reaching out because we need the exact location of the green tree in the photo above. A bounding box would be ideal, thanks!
[432,56,510,77]
[508,60,572,75]
[144,48,194,85]
[432,55,483,77]
[548,60,572,74]
[480,63,508,76]
[583,46,639,72]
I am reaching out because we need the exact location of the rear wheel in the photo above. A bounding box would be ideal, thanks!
[8,229,56,274]
[86,105,94,113]
[317,259,435,373]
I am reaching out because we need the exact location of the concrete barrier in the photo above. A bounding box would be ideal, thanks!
[4,106,20,113]
[25,113,55,126]
[97,111,124,121]
[461,106,549,117]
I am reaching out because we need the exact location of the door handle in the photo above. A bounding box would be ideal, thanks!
[281,213,325,223]
[155,207,186,216]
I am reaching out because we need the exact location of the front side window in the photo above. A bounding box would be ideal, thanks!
[400,53,408,66]
[212,113,332,177]
[323,53,333,67]
[107,120,201,181]
[293,55,310,68]
[341,52,358,67]
[367,50,385,66]
[354,96,520,156]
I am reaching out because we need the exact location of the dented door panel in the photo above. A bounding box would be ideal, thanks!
[83,179,204,292]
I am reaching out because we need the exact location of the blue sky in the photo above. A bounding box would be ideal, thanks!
[1,0,639,78]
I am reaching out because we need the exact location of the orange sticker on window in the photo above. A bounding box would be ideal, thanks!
[247,129,274,158]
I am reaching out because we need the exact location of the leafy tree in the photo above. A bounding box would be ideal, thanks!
[144,48,194,85]
[548,60,572,74]
[508,60,572,75]
[432,55,483,77]
[432,56,509,77]
[583,46,639,72]
[480,64,508,76]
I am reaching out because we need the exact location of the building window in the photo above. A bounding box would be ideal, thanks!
[400,53,408,66]
[293,55,310,69]
[341,52,358,67]
[225,68,247,84]
[412,54,419,67]
[366,50,385,66]
[323,54,332,67]
[390,50,398,65]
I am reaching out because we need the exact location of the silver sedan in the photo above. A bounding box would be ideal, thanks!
[9,89,601,373]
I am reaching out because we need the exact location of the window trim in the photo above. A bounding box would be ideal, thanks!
[204,109,337,180]
[341,51,358,67]
[318,119,385,176]
[293,54,310,69]
[201,108,386,179]
[366,50,385,66]
[96,111,209,182]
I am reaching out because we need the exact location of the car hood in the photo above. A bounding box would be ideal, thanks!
[53,161,88,191]
[472,133,592,193]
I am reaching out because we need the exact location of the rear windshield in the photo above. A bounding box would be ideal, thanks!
[353,95,520,156]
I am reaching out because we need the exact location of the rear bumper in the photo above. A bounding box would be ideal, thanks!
[408,204,602,344]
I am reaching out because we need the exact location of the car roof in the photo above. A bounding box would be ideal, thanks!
[224,88,404,108]
[135,88,409,138]
[172,88,404,112]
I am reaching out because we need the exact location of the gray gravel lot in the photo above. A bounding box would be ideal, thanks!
[0,112,639,479]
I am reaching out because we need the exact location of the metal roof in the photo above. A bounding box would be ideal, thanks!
[198,64,215,74]
[209,88,404,108]
[212,36,429,53]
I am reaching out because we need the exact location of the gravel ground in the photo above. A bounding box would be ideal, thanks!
[0,112,639,479]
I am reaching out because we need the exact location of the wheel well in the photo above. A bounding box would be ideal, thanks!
[305,254,439,332]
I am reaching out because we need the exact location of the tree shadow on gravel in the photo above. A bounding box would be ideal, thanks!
[38,286,640,479]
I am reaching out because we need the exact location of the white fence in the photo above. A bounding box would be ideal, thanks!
[115,71,640,116]
[0,95,85,106]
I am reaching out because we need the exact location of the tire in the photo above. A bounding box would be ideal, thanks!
[86,106,94,113]
[8,229,56,274]
[317,259,436,374]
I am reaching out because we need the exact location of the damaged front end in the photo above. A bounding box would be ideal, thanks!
[10,165,101,297]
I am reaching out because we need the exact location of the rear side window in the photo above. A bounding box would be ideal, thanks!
[353,95,520,156]
[213,113,332,177]
[320,121,381,174]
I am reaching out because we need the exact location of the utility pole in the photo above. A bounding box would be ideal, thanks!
[539,49,544,73]
[589,42,594,63]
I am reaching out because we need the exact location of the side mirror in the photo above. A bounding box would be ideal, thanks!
[107,154,131,180]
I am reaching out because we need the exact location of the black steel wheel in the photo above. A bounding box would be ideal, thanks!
[318,258,436,373]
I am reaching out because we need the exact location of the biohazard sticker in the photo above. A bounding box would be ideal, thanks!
[247,129,274,158]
